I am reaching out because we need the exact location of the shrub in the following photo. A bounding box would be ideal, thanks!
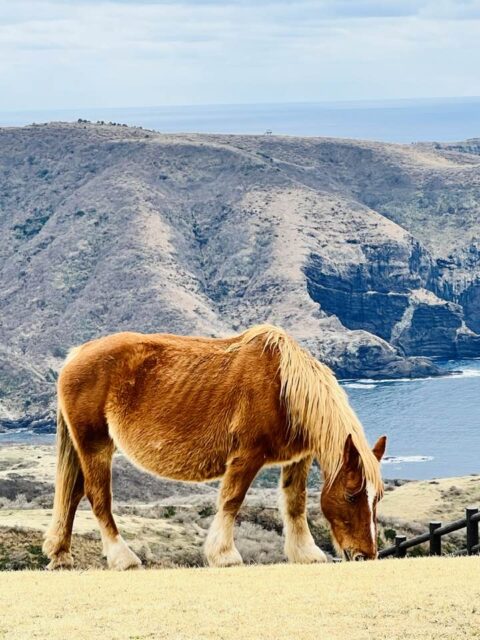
[51,346,67,359]
[384,528,397,541]
[198,505,214,518]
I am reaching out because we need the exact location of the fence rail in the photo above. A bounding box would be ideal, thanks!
[379,506,480,559]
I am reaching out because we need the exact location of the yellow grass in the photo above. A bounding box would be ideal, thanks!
[380,475,480,522]
[1,558,479,640]
[0,508,187,541]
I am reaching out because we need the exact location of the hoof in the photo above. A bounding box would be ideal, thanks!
[106,538,142,571]
[285,543,328,564]
[109,554,142,571]
[108,553,142,571]
[46,551,74,570]
[206,546,244,568]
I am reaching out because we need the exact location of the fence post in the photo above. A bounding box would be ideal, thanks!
[429,521,442,556]
[395,535,407,558]
[466,507,479,555]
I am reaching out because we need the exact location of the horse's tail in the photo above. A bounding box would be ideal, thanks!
[43,407,82,557]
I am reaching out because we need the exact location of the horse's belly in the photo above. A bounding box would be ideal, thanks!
[129,446,227,482]
[107,416,227,482]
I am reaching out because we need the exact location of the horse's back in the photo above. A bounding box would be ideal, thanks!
[57,330,287,481]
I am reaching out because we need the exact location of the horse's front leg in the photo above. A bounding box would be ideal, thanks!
[280,456,327,563]
[205,452,263,567]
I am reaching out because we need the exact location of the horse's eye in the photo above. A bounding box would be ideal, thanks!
[345,494,355,504]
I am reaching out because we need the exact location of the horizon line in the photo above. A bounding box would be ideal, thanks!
[2,95,480,115]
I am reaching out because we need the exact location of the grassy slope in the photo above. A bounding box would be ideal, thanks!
[1,558,479,640]
[380,475,480,523]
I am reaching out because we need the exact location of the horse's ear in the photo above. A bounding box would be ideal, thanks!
[343,434,360,470]
[372,435,387,461]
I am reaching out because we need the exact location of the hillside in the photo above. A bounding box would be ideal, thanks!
[1,559,479,639]
[1,123,480,428]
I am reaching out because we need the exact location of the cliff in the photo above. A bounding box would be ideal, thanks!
[1,123,480,429]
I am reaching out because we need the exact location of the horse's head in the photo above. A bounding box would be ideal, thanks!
[320,434,386,561]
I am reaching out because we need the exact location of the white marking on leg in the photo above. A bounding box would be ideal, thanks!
[366,482,376,547]
[102,532,142,570]
[284,516,327,563]
[205,512,243,567]
[281,493,326,563]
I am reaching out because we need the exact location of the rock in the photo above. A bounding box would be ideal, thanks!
[390,290,480,358]
[459,280,480,334]
[303,325,440,380]
[456,326,480,357]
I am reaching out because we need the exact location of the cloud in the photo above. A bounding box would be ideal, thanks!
[17,0,480,19]
[0,0,479,110]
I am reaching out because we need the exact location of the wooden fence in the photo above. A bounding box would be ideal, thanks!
[379,506,480,559]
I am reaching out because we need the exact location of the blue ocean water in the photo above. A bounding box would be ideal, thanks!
[344,360,480,480]
[1,97,480,143]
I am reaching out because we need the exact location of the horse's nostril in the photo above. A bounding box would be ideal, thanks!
[354,554,366,561]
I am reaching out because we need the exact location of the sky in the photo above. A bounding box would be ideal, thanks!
[0,0,480,111]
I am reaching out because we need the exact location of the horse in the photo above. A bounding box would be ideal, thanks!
[43,324,386,570]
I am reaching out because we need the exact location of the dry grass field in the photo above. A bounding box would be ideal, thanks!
[380,475,480,523]
[1,558,479,640]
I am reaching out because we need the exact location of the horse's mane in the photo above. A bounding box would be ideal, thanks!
[228,324,383,494]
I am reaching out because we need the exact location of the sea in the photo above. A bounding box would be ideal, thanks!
[344,360,480,480]
[1,96,480,143]
[0,97,479,480]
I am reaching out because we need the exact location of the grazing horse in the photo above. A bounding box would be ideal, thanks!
[43,324,386,570]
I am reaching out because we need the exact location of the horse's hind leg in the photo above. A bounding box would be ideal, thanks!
[76,433,141,570]
[205,452,263,567]
[280,456,327,563]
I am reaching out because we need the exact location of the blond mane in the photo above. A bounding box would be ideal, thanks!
[228,324,383,494]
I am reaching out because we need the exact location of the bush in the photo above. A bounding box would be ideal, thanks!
[51,346,67,359]
[384,528,397,541]
[198,505,214,518]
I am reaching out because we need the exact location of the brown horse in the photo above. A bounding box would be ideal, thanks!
[43,324,386,570]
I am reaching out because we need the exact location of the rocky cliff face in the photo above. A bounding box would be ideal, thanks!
[1,123,480,429]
